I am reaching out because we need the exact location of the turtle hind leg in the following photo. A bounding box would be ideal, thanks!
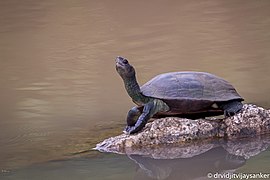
[220,100,243,117]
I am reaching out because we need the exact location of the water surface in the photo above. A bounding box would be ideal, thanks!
[1,0,270,179]
[1,136,270,180]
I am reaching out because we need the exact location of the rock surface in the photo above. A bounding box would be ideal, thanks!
[95,104,270,154]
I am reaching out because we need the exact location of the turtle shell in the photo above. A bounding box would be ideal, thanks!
[140,72,243,114]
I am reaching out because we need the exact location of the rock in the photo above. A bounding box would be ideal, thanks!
[95,104,270,154]
[224,104,270,137]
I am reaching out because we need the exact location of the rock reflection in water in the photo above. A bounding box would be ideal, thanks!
[1,136,269,180]
[127,136,270,180]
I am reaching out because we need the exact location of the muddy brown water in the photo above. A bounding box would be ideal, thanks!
[1,0,270,179]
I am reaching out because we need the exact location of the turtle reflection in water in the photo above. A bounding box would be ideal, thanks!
[115,56,244,134]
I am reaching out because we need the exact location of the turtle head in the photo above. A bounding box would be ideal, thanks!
[115,56,135,79]
[115,56,149,104]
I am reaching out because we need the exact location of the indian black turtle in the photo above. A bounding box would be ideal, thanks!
[115,56,244,134]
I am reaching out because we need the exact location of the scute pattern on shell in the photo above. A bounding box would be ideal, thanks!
[140,72,243,102]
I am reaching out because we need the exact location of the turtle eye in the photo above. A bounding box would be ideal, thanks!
[123,59,128,64]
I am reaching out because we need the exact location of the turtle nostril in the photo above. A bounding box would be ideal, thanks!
[116,56,122,63]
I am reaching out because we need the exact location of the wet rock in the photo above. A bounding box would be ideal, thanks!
[223,104,270,138]
[95,104,270,153]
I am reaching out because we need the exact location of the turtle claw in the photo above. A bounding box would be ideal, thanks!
[224,110,236,117]
[123,126,132,135]
[124,125,139,134]
[123,130,129,135]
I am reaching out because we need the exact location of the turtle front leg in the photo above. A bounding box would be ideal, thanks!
[126,106,142,127]
[125,99,170,134]
[125,102,155,134]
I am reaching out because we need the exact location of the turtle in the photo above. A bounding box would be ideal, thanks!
[115,56,244,134]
